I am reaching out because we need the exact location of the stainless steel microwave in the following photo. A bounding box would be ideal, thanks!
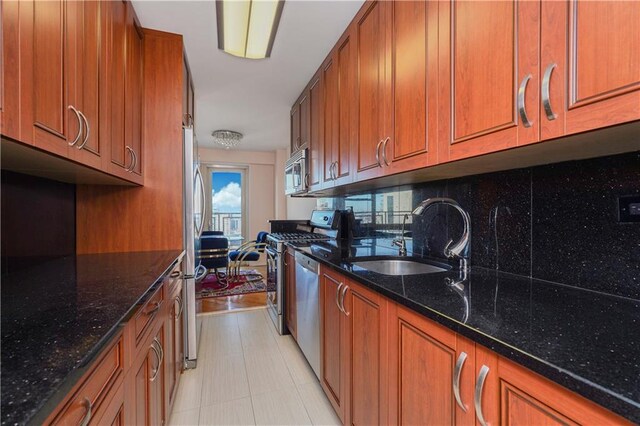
[285,149,308,196]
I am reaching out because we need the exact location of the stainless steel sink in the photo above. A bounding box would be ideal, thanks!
[351,259,449,276]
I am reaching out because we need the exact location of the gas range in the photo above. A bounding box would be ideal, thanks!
[267,231,330,245]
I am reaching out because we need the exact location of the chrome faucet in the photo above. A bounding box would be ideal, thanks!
[392,214,409,256]
[412,197,471,271]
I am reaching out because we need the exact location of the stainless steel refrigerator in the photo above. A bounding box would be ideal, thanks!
[182,126,206,369]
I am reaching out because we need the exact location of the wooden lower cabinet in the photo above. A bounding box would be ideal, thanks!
[318,266,631,426]
[320,266,388,425]
[165,279,184,412]
[285,248,297,339]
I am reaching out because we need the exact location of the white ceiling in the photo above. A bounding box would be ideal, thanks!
[132,0,364,151]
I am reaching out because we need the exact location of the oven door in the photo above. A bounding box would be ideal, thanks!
[266,247,281,314]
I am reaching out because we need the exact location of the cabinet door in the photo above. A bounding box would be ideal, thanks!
[320,267,347,422]
[290,103,300,153]
[388,304,463,426]
[438,0,539,162]
[541,0,640,140]
[342,280,388,426]
[107,0,128,174]
[353,0,390,181]
[124,5,143,180]
[70,0,102,168]
[334,30,354,186]
[182,56,190,126]
[299,92,310,150]
[285,249,297,339]
[388,0,438,173]
[166,284,183,412]
[322,55,337,187]
[28,0,81,156]
[308,73,323,191]
[132,327,166,426]
[497,356,631,426]
[1,0,22,141]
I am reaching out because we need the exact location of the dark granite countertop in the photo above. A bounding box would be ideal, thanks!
[288,238,640,423]
[1,250,184,426]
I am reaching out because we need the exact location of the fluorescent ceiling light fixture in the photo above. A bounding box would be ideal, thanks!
[216,0,285,59]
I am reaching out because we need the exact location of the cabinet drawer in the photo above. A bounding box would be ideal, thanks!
[52,335,124,425]
[133,286,164,346]
[164,263,182,297]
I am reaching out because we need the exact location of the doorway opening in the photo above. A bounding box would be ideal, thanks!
[207,167,247,247]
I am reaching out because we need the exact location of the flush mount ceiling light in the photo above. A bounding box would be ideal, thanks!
[216,0,285,59]
[212,130,243,149]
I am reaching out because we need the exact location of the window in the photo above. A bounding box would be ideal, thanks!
[208,168,247,242]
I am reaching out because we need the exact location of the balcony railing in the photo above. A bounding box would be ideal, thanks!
[210,212,243,237]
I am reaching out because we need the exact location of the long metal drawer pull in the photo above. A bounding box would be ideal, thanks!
[125,146,135,171]
[474,365,490,426]
[517,74,533,128]
[335,282,344,313]
[375,140,383,167]
[542,63,558,121]
[149,342,161,382]
[453,352,468,412]
[77,110,90,149]
[382,137,391,166]
[68,105,83,146]
[79,397,92,426]
[339,285,350,316]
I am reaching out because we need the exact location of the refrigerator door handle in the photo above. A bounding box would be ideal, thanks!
[194,165,206,237]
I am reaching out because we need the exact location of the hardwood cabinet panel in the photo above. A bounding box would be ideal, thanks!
[389,0,438,172]
[541,0,640,140]
[182,56,190,126]
[166,281,183,413]
[124,6,143,180]
[290,103,300,153]
[299,92,310,150]
[69,1,102,168]
[388,305,457,426]
[320,267,346,422]
[354,0,389,181]
[1,0,21,141]
[335,32,354,185]
[343,281,388,426]
[308,73,323,190]
[108,0,128,171]
[285,249,297,339]
[322,56,338,187]
[131,325,166,426]
[438,0,539,162]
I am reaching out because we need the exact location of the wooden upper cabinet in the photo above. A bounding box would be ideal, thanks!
[182,56,190,126]
[124,6,143,180]
[308,72,323,191]
[299,92,310,151]
[541,0,640,140]
[353,0,391,181]
[1,0,21,141]
[69,1,102,169]
[320,266,347,423]
[388,0,438,173]
[322,55,338,187]
[28,0,79,157]
[438,0,540,163]
[290,103,301,154]
[107,0,128,173]
[334,31,355,186]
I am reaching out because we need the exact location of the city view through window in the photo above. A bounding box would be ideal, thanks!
[210,171,243,239]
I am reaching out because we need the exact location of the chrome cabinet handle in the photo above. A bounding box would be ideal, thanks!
[170,270,181,278]
[375,140,383,167]
[339,285,349,316]
[130,149,138,172]
[453,352,468,412]
[517,74,533,128]
[149,342,161,382]
[79,397,92,426]
[174,296,184,319]
[382,137,391,166]
[154,337,164,366]
[329,162,334,180]
[125,146,135,171]
[145,301,161,316]
[335,282,344,313]
[77,110,90,149]
[68,105,83,146]
[474,365,490,426]
[542,63,558,121]
[333,162,337,180]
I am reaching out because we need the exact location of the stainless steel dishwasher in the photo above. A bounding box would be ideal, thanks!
[294,251,320,378]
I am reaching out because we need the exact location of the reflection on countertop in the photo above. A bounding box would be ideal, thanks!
[287,237,640,424]
[1,250,183,426]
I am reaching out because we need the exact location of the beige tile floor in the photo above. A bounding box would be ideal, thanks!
[169,308,341,426]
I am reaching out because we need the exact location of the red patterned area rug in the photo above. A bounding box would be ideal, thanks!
[195,270,266,299]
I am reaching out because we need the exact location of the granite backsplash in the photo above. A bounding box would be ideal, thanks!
[318,151,640,300]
